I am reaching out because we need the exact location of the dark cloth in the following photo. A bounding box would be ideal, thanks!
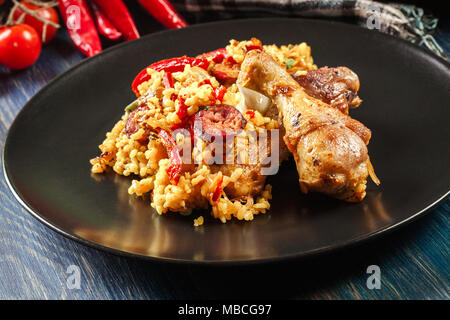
[172,0,445,58]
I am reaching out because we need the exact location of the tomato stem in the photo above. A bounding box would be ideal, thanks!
[10,1,60,28]
[6,0,60,44]
[8,0,60,43]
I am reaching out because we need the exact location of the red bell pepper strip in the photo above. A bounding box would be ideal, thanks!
[163,72,174,89]
[132,57,210,96]
[167,147,182,185]
[212,176,223,203]
[224,56,237,64]
[92,0,139,41]
[245,38,263,52]
[137,0,188,29]
[171,114,195,145]
[213,86,227,103]
[157,128,182,184]
[58,0,102,57]
[90,1,122,40]
[197,48,228,63]
[197,48,238,65]
[158,128,176,150]
[246,44,263,51]
[176,97,188,122]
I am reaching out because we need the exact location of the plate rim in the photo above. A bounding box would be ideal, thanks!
[3,17,450,265]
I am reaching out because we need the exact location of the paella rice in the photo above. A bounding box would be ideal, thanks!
[91,38,317,223]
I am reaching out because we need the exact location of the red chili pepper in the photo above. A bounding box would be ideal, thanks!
[58,0,102,57]
[212,176,223,203]
[213,86,227,103]
[163,72,174,89]
[137,0,188,29]
[92,0,139,41]
[90,1,122,40]
[157,128,182,184]
[132,57,210,96]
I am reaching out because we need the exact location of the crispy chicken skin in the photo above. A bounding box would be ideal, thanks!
[237,50,374,202]
[293,67,362,114]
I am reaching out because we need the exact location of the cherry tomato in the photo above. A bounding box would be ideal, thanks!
[0,24,42,70]
[12,1,59,44]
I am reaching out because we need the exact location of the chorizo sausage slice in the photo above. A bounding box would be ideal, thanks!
[211,63,240,84]
[193,104,247,142]
[125,105,153,144]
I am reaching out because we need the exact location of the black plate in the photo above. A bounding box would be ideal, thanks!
[3,19,450,264]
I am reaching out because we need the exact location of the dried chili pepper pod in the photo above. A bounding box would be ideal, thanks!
[90,1,122,40]
[58,0,102,57]
[137,0,188,29]
[92,0,139,41]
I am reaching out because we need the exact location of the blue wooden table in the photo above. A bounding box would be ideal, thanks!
[0,14,449,299]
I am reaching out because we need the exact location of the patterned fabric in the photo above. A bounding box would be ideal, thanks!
[172,0,445,58]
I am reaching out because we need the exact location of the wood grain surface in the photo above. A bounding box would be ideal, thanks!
[0,14,449,300]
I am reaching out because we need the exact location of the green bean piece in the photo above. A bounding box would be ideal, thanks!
[125,100,138,113]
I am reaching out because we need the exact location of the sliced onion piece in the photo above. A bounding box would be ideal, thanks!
[236,85,272,115]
